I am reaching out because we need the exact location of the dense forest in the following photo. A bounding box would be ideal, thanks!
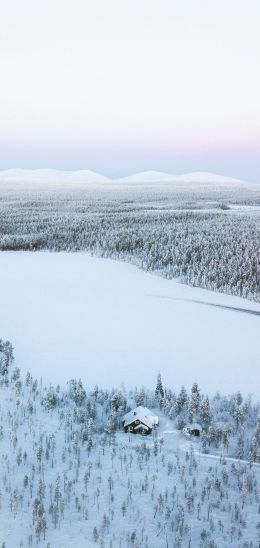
[1,340,260,547]
[0,183,259,302]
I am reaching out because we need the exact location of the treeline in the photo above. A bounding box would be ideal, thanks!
[152,374,260,464]
[0,191,259,301]
[1,341,259,463]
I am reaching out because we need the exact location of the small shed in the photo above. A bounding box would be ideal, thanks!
[123,406,159,436]
[183,423,202,437]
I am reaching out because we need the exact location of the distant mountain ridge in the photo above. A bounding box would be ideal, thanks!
[0,168,251,185]
[114,170,245,184]
[0,168,109,184]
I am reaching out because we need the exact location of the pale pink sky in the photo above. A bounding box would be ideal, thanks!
[0,0,259,181]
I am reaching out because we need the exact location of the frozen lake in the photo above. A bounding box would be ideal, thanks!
[0,251,259,396]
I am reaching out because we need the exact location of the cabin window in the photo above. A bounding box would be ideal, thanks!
[129,426,133,431]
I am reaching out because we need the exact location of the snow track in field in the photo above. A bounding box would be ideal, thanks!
[148,294,260,316]
[0,251,259,396]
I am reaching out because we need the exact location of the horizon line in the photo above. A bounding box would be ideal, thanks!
[0,167,251,183]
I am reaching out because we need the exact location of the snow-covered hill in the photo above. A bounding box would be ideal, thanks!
[0,168,109,184]
[114,170,246,185]
[0,168,251,187]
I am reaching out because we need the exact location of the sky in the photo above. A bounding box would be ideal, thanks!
[0,0,259,181]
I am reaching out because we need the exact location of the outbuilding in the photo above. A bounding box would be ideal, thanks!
[183,423,202,437]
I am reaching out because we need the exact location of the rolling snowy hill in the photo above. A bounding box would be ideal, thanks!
[114,170,246,185]
[0,168,109,184]
[0,168,251,187]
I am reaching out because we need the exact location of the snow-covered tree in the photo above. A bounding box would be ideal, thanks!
[155,372,164,400]
[200,397,211,429]
[249,416,260,463]
[188,383,201,423]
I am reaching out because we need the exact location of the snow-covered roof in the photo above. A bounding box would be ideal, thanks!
[123,406,159,429]
[134,423,149,431]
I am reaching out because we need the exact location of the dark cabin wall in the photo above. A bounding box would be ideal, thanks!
[123,419,152,435]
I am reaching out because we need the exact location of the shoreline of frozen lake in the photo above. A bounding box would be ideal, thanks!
[0,251,259,396]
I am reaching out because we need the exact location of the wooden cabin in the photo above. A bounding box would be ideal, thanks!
[123,406,159,436]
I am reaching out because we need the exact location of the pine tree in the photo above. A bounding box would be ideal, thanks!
[42,388,58,410]
[87,418,94,454]
[11,367,20,382]
[236,429,245,459]
[135,388,145,407]
[249,416,260,463]
[188,382,201,423]
[37,478,46,502]
[233,405,244,429]
[200,397,211,429]
[0,352,10,385]
[155,372,164,399]
[175,386,188,415]
[93,526,98,542]
[111,393,122,412]
[26,371,32,386]
[191,383,200,413]
[68,379,86,404]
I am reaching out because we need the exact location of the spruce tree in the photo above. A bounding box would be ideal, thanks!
[249,417,260,463]
[175,386,188,415]
[155,372,164,400]
[200,397,211,429]
[188,382,201,422]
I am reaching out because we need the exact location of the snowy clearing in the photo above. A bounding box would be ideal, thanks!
[0,251,259,396]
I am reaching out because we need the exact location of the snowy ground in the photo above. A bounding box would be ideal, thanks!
[0,251,259,397]
[0,377,259,548]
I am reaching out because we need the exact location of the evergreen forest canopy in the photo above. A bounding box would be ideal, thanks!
[0,178,259,302]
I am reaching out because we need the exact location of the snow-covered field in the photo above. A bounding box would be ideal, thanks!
[0,251,259,396]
